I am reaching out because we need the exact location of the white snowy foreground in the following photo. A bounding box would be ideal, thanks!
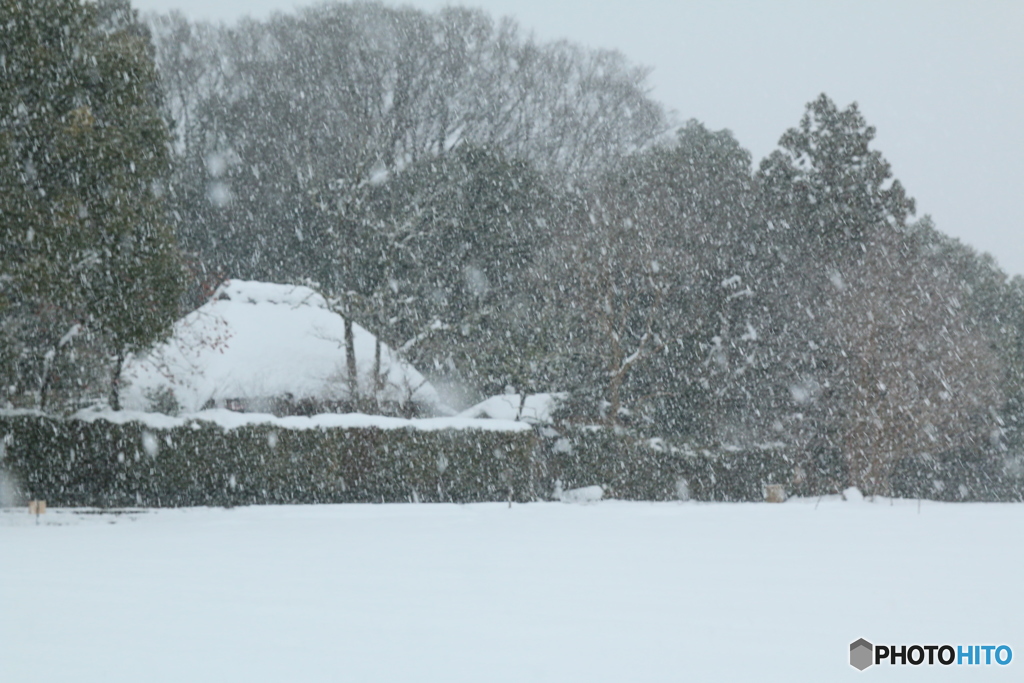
[2,497,1021,682]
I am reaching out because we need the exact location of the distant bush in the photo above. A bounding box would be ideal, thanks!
[540,428,678,500]
[540,427,796,502]
[0,414,540,507]
[891,449,1023,502]
[539,427,1024,502]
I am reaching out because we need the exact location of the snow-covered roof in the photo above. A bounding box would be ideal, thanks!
[456,393,566,425]
[122,280,442,414]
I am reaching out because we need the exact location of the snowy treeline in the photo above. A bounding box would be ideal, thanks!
[2,0,1023,497]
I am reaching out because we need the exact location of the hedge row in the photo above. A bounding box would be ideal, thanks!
[4,414,1016,507]
[1,415,800,506]
[0,414,540,507]
[539,428,796,502]
[539,428,1023,502]
[891,449,1023,502]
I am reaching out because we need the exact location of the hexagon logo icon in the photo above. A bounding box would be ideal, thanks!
[850,639,873,670]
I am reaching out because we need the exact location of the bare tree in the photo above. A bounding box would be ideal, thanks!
[830,222,1005,494]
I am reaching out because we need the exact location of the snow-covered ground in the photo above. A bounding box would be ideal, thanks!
[2,497,1021,681]
[457,392,566,424]
[69,406,531,432]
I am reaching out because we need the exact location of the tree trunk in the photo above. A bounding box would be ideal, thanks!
[373,338,383,405]
[607,371,623,426]
[345,317,359,404]
[109,350,125,411]
[38,339,62,412]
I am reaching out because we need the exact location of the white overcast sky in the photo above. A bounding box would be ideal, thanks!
[131,0,1024,277]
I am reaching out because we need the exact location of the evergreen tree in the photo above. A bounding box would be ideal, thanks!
[753,95,1005,494]
[547,122,756,434]
[341,145,555,405]
[0,0,183,411]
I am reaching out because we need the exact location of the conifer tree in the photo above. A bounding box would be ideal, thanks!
[0,0,183,410]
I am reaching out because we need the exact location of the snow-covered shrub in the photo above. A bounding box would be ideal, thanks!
[890,448,1021,502]
[0,468,23,508]
[0,413,540,507]
[144,387,181,417]
[540,427,680,500]
[540,427,803,502]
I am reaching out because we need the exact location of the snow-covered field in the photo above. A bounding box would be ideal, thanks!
[2,497,1021,681]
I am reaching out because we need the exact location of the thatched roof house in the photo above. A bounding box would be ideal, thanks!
[122,281,443,416]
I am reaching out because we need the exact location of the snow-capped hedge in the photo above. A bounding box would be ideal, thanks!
[889,449,1021,502]
[541,428,796,502]
[5,413,1010,506]
[2,411,801,506]
[70,408,532,433]
[0,413,540,507]
[537,427,1021,502]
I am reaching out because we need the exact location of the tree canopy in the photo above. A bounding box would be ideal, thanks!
[0,0,183,410]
